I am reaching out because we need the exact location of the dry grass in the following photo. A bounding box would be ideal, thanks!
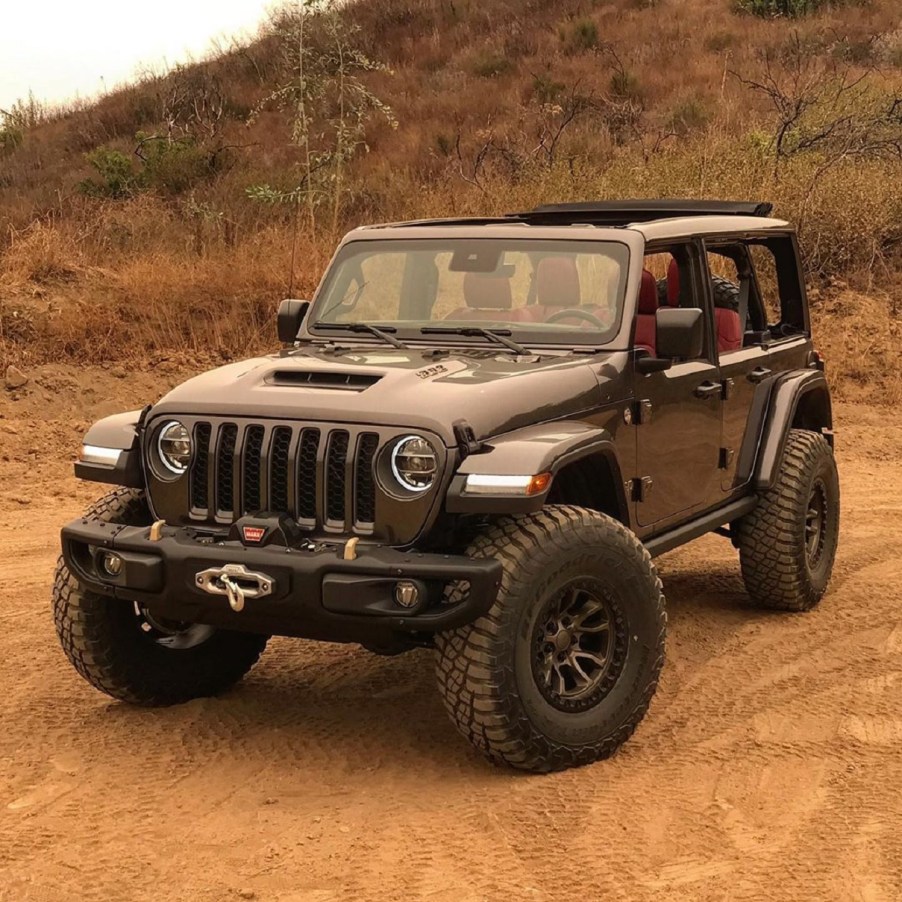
[1,0,900,399]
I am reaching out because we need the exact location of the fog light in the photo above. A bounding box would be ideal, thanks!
[394,580,419,608]
[102,553,123,577]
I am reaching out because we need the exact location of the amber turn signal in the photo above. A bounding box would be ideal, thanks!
[526,472,552,495]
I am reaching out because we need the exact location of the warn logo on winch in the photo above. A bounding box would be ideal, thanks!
[242,526,266,544]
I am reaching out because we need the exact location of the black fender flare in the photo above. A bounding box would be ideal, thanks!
[445,421,626,515]
[75,409,147,488]
[753,370,832,492]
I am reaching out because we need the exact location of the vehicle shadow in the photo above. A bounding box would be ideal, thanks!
[70,551,762,781]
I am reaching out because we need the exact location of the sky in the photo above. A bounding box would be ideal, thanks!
[0,0,276,114]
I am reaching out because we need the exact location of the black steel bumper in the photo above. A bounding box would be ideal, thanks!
[61,517,502,644]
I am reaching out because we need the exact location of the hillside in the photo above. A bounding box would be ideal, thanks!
[1,0,900,397]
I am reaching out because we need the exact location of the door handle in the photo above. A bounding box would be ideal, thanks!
[748,366,772,384]
[694,381,722,400]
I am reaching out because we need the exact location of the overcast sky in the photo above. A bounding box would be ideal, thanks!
[0,1,275,114]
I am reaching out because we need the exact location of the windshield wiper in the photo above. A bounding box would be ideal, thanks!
[420,326,528,355]
[312,321,408,349]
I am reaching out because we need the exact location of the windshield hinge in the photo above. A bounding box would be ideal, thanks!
[453,420,486,459]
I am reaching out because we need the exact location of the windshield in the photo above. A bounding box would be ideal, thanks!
[310,238,630,345]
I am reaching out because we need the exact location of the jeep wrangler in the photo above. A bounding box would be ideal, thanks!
[54,200,839,772]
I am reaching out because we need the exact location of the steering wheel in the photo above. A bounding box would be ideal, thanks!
[545,308,607,329]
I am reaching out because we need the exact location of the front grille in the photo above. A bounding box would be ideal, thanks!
[189,421,381,533]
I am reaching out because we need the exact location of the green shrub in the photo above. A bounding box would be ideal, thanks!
[139,136,211,195]
[435,133,454,157]
[0,124,24,156]
[471,53,515,78]
[78,148,137,198]
[666,97,710,136]
[704,31,736,52]
[561,18,599,55]
[609,70,643,104]
[532,72,566,104]
[734,0,862,17]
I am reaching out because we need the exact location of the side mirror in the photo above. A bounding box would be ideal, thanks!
[278,299,310,344]
[656,307,704,360]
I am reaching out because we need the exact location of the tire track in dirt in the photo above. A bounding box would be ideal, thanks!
[1,393,900,901]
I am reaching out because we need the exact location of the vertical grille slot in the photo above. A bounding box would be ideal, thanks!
[216,424,238,514]
[191,422,212,510]
[354,433,379,526]
[297,428,320,521]
[269,426,292,513]
[243,425,266,512]
[326,430,350,524]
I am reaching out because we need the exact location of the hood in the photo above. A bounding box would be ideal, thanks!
[151,345,628,445]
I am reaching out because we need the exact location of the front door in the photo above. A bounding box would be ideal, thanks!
[635,359,723,527]
[634,242,723,528]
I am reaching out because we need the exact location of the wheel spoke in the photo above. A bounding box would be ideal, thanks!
[568,654,592,686]
[571,599,607,628]
[572,648,607,669]
[551,663,566,696]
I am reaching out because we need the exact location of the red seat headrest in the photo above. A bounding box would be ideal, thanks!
[666,258,680,307]
[463,272,512,309]
[638,270,658,315]
[536,257,580,307]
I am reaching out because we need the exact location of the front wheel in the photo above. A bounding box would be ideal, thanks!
[53,487,268,706]
[434,506,666,772]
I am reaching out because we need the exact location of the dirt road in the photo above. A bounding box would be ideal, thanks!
[1,366,900,901]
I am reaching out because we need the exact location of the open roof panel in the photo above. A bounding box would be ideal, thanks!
[515,199,774,226]
[367,200,775,231]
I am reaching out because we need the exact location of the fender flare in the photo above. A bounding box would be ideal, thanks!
[75,409,146,488]
[753,370,832,492]
[445,421,626,515]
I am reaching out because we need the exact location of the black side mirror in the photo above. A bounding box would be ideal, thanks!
[656,307,704,360]
[278,299,310,344]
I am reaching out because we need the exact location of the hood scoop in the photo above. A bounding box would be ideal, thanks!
[270,370,382,391]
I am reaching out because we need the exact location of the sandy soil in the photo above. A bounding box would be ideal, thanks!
[1,364,900,901]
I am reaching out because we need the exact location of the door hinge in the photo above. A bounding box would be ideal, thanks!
[718,447,735,469]
[628,476,654,502]
[633,399,652,425]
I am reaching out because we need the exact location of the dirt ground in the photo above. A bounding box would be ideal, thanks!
[1,364,900,901]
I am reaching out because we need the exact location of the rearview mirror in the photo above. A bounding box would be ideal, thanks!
[278,299,310,344]
[656,307,704,360]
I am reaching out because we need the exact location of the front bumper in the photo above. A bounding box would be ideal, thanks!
[61,517,502,644]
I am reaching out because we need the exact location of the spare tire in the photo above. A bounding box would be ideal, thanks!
[656,275,739,311]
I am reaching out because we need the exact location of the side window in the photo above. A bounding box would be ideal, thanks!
[748,237,807,333]
[637,244,708,359]
[703,242,759,356]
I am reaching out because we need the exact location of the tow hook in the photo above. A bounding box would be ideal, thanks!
[195,563,274,613]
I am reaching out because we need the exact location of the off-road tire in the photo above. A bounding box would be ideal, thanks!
[658,275,739,311]
[53,487,268,706]
[434,505,666,773]
[737,429,840,612]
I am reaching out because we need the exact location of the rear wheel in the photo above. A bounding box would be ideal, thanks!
[53,487,268,706]
[434,506,665,772]
[737,429,840,611]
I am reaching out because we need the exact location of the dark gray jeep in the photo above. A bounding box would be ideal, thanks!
[54,200,839,772]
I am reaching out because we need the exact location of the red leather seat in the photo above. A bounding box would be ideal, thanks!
[532,256,608,327]
[666,258,680,307]
[444,272,530,321]
[715,307,742,350]
[667,259,742,352]
[634,270,658,355]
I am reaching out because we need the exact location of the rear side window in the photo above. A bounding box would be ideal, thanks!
[747,236,807,332]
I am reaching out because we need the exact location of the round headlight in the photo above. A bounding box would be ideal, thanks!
[157,421,192,475]
[390,435,437,492]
